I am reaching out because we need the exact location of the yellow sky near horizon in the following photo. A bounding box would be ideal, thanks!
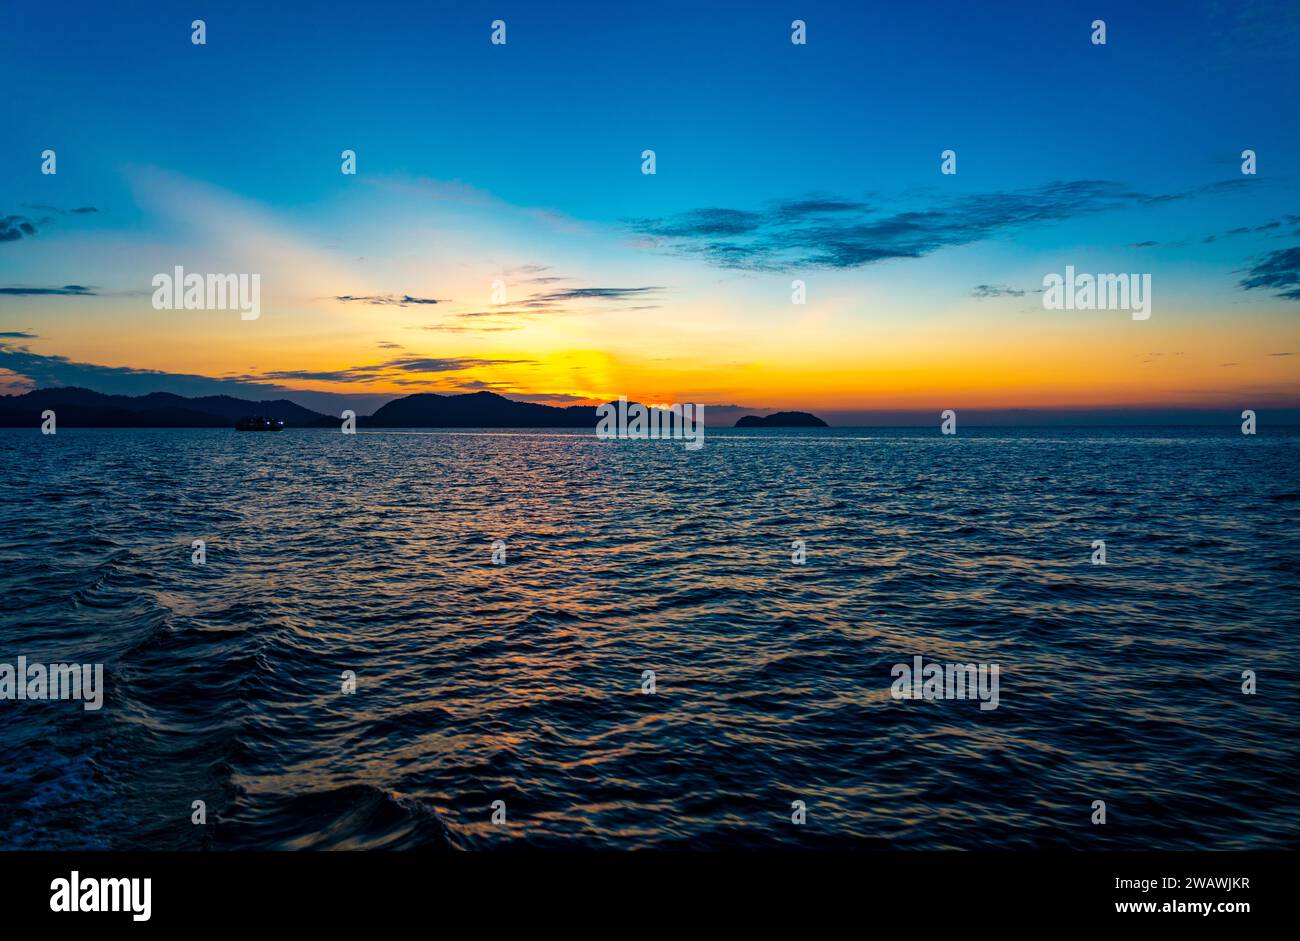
[9,288,1298,411]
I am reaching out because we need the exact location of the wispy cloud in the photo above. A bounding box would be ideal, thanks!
[628,180,1249,272]
[524,286,662,305]
[0,344,288,397]
[425,283,665,333]
[1202,215,1298,244]
[1239,246,1300,300]
[0,216,40,243]
[0,345,403,413]
[2,206,100,244]
[419,322,524,333]
[333,294,446,306]
[244,356,536,385]
[0,284,97,296]
[970,284,1025,298]
[21,204,99,216]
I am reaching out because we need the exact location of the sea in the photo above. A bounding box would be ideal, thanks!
[1,426,1297,850]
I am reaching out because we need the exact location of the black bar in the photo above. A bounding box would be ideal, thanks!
[1,851,1287,926]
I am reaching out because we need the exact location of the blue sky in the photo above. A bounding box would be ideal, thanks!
[4,0,1297,218]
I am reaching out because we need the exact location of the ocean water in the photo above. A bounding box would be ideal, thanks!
[1,426,1297,851]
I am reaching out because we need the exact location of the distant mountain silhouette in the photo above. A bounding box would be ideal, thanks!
[0,387,328,428]
[1,386,825,430]
[363,391,598,427]
[0,387,604,428]
[734,411,827,428]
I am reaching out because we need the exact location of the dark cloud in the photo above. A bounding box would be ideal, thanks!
[971,284,1025,298]
[22,204,99,216]
[0,331,37,339]
[526,287,662,304]
[435,286,665,329]
[384,356,531,373]
[249,368,383,384]
[2,206,100,243]
[771,197,871,220]
[0,345,397,414]
[0,216,39,243]
[638,208,765,238]
[0,284,97,296]
[1203,215,1295,243]
[249,356,534,385]
[0,345,286,396]
[1239,247,1300,300]
[628,180,1252,272]
[333,294,445,306]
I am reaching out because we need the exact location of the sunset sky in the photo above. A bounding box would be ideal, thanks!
[1,0,1297,423]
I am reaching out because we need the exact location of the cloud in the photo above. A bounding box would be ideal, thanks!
[1239,246,1300,300]
[333,294,445,306]
[970,284,1025,298]
[497,285,663,315]
[771,197,872,220]
[1202,215,1296,244]
[419,322,523,333]
[525,287,662,304]
[426,284,665,332]
[384,356,532,373]
[0,216,39,243]
[22,204,99,216]
[0,331,37,339]
[0,344,291,397]
[0,345,402,414]
[0,344,542,414]
[2,206,100,244]
[628,180,1250,272]
[639,208,765,239]
[246,356,535,385]
[0,285,97,296]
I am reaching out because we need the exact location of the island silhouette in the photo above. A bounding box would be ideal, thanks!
[734,411,828,428]
[0,387,829,429]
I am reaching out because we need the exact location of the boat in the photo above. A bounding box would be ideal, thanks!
[235,415,285,432]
